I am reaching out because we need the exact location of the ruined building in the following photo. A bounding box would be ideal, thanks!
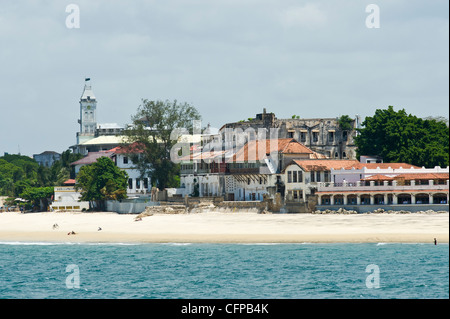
[219,109,361,160]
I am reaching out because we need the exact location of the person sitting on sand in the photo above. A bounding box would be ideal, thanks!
[67,231,76,235]
[53,223,59,230]
[98,227,102,231]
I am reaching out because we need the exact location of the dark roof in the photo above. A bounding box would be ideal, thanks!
[70,151,114,166]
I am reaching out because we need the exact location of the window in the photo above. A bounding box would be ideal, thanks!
[136,179,141,189]
[288,131,294,138]
[342,131,348,141]
[300,132,307,143]
[298,171,303,183]
[293,171,297,183]
[123,156,128,164]
[144,178,149,189]
[259,177,263,185]
[335,152,339,158]
[293,191,298,200]
[128,178,133,189]
[311,171,315,182]
[288,171,292,183]
[316,171,321,182]
[342,152,347,158]
[324,171,330,182]
[312,132,319,143]
[328,131,334,143]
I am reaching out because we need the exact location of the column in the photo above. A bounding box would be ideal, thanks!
[357,194,361,205]
[393,194,398,205]
[370,194,375,205]
[429,193,433,205]
[384,194,388,205]
[343,195,348,205]
[331,195,335,205]
[411,194,416,204]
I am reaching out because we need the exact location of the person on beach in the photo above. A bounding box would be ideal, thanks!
[434,238,437,245]
[67,231,76,235]
[98,227,102,231]
[52,223,59,230]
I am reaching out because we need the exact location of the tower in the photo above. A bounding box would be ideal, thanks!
[76,78,97,145]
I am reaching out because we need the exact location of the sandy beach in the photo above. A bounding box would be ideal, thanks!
[0,211,448,244]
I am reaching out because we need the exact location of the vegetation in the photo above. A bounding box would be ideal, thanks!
[0,150,83,210]
[338,115,354,131]
[75,157,128,210]
[354,106,449,168]
[123,99,201,189]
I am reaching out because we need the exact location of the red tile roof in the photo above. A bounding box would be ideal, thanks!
[292,159,361,172]
[70,151,114,166]
[229,138,314,162]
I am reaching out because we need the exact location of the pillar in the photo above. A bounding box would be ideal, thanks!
[393,194,398,205]
[331,195,335,205]
[357,194,361,205]
[343,195,348,205]
[370,194,375,205]
[429,193,433,205]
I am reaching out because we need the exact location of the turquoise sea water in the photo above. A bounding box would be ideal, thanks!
[0,242,448,299]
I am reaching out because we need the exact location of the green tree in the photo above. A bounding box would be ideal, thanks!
[338,115,354,131]
[75,157,128,210]
[20,186,54,211]
[123,99,201,189]
[354,106,449,168]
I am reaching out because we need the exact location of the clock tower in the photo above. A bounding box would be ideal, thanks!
[76,78,98,145]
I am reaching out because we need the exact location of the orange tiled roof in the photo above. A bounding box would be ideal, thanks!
[229,138,314,162]
[292,159,361,172]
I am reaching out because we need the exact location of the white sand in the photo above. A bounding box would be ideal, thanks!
[0,211,448,244]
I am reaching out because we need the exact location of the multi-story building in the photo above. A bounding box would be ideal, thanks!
[219,109,360,160]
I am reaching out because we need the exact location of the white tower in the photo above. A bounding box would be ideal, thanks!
[76,78,97,145]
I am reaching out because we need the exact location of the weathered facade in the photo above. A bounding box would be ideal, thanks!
[219,109,360,160]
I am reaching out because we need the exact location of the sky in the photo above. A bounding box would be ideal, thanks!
[0,0,448,157]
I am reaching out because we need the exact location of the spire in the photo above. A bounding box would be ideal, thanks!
[80,77,96,101]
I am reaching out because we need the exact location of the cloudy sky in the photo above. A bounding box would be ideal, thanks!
[0,0,448,156]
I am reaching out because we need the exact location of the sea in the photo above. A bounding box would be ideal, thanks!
[0,242,448,299]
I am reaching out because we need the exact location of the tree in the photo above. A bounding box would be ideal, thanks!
[20,186,54,211]
[338,115,354,131]
[123,99,202,189]
[354,106,449,168]
[75,157,128,210]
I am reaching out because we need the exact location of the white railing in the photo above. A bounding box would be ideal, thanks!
[317,180,449,192]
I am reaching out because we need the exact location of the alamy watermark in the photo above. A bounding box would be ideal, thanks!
[65,264,80,289]
[65,4,80,29]
[365,4,380,29]
[365,264,380,289]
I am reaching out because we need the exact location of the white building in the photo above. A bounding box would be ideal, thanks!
[51,186,89,211]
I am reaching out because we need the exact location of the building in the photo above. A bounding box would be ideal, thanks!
[71,78,125,155]
[283,159,361,203]
[180,138,327,201]
[33,151,61,167]
[70,144,151,196]
[315,165,449,212]
[110,144,152,196]
[50,185,89,211]
[219,109,360,160]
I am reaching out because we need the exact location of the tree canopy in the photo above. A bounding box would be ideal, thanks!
[354,106,449,168]
[0,150,83,198]
[75,156,128,209]
[123,99,202,189]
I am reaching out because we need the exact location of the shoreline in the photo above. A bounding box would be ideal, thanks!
[0,211,448,244]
